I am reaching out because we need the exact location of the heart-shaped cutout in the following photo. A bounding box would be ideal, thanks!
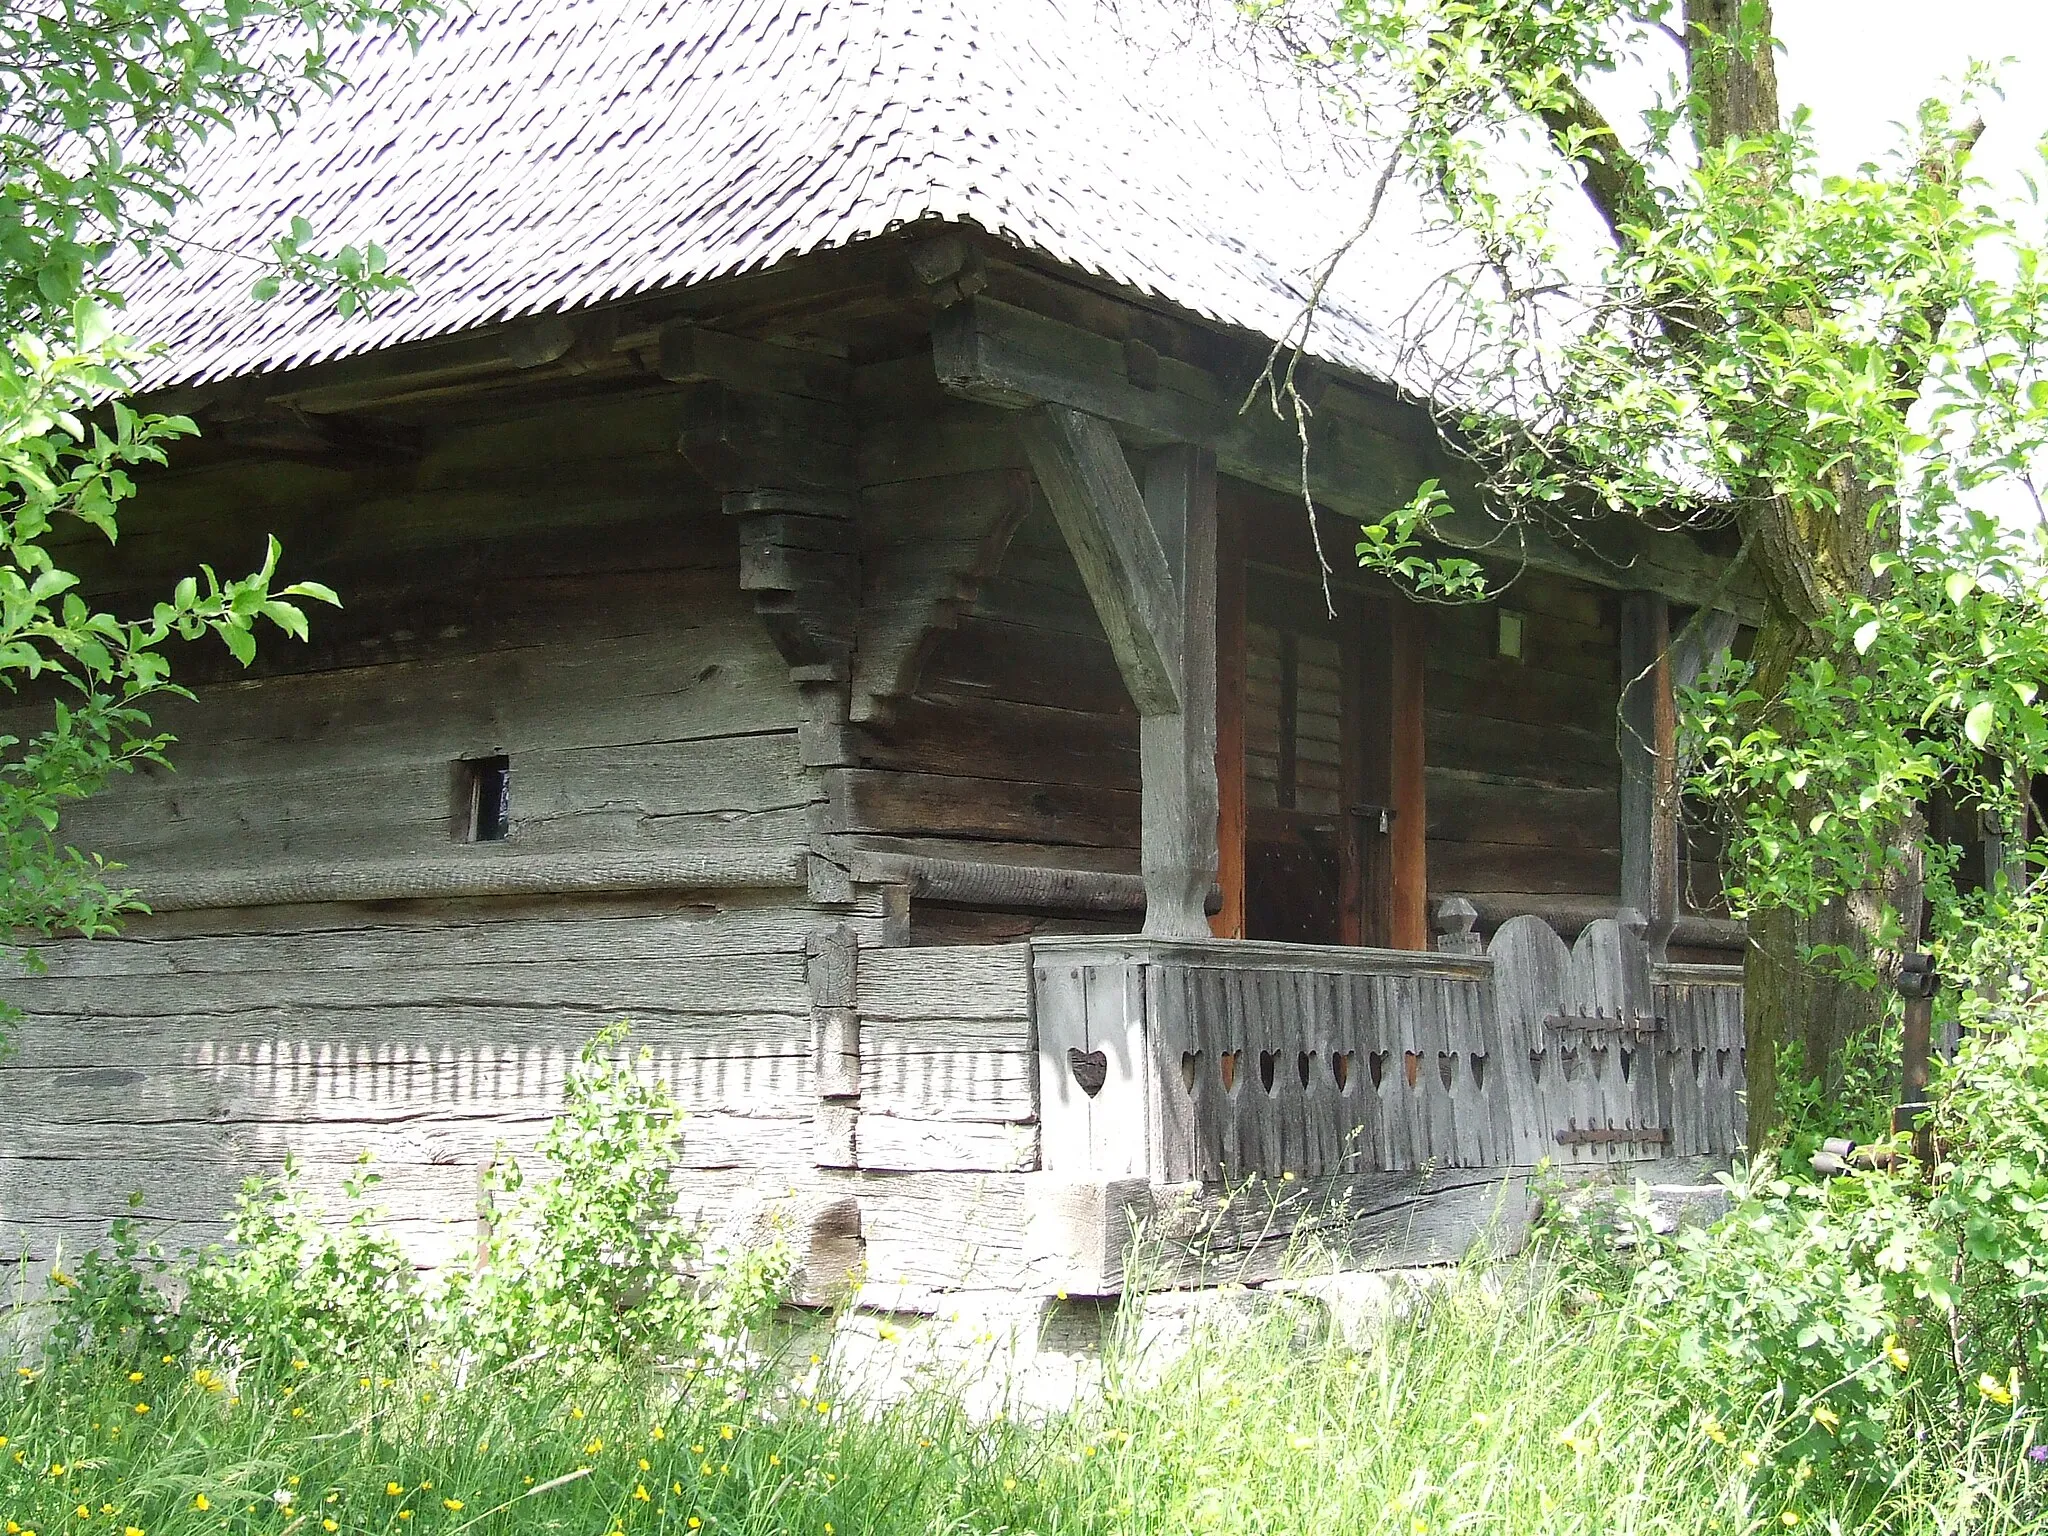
[1067,1047,1108,1098]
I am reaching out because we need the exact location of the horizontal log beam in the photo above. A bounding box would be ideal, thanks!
[934,295,1760,618]
[128,848,812,913]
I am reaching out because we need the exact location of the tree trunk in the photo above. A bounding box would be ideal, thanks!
[1682,3,1912,1150]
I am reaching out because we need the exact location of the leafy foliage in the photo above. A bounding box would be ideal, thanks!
[42,1026,787,1383]
[441,1025,790,1371]
[0,1,435,1001]
[1255,0,2048,1128]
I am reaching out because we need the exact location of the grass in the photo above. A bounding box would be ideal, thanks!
[6,1265,2043,1536]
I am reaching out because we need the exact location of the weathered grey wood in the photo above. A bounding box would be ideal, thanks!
[1139,443,1220,938]
[934,295,1762,617]
[852,470,1032,722]
[808,925,861,1102]
[1016,404,1184,717]
[656,321,852,403]
[1619,593,1680,960]
[853,1115,1037,1174]
[859,946,1034,1021]
[1021,1176,1153,1296]
[838,844,1147,914]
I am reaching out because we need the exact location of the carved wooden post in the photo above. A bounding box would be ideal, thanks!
[1139,444,1219,938]
[1019,405,1222,938]
[1433,895,1482,956]
[1619,593,1678,958]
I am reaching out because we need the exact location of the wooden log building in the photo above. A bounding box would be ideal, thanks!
[1,0,1755,1303]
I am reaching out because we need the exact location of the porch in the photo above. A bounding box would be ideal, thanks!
[856,913,1744,1292]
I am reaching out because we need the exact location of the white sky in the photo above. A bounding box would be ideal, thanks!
[1775,1,2048,199]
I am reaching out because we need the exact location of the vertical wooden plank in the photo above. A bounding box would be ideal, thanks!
[1196,967,1228,1180]
[1034,957,1091,1176]
[1250,967,1287,1176]
[1351,596,1392,948]
[1389,600,1429,949]
[1370,972,1404,1171]
[1080,959,1150,1178]
[1212,491,1248,938]
[1147,959,1199,1182]
[1141,445,1221,938]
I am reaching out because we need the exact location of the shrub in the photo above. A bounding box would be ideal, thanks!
[44,1025,787,1385]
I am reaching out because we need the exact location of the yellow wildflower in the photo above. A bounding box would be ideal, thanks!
[397,1513,412,1522]
[51,1465,67,1477]
[568,1406,584,1421]
[671,1484,682,1498]
[126,1372,145,1384]
[584,1439,604,1457]
[718,1426,734,1441]
[192,1498,210,1513]
[441,1501,463,1513]
[650,1426,665,1442]
[51,1271,77,1289]
[323,1523,338,1532]
[132,1403,149,1415]
[291,1408,305,1419]
[1979,1373,2016,1406]
[688,1522,701,1532]
[1811,1405,1840,1431]
[386,1485,404,1498]
[1740,1449,1762,1471]
[632,1487,651,1504]
[1003,1479,1017,1492]
[74,1507,90,1520]
[638,1460,650,1472]
[124,1527,145,1536]
[767,1456,780,1468]
[292,1361,308,1372]
[1781,1514,1801,1528]
[815,1401,831,1415]
[1884,1336,1911,1371]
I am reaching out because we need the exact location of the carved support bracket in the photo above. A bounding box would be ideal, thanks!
[679,381,861,907]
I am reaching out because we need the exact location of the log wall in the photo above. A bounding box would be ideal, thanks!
[1424,571,1624,913]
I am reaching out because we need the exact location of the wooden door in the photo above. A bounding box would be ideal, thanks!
[1239,576,1399,946]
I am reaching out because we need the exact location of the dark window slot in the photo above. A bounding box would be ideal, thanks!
[455,755,512,842]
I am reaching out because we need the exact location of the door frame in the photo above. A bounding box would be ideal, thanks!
[1211,488,1429,948]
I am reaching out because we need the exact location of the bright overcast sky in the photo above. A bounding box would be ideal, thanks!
[1775,2,2048,199]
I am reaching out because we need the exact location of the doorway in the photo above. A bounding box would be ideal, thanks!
[1239,574,1399,946]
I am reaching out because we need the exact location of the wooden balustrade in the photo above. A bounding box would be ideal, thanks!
[1031,920,1745,1184]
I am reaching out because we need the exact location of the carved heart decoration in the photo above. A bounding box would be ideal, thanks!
[1067,1047,1109,1098]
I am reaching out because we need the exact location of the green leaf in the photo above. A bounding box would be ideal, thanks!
[1852,620,1880,655]
[1965,698,1997,749]
[1946,570,1976,605]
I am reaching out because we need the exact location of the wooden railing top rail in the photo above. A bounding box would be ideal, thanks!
[1029,934,1492,981]
[1654,962,1746,985]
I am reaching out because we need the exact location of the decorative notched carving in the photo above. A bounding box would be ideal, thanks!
[728,491,860,684]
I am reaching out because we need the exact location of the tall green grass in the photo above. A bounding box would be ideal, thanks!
[6,1263,2040,1536]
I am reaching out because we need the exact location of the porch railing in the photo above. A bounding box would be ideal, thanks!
[1032,917,1745,1185]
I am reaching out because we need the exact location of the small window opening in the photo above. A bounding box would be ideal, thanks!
[455,754,511,842]
[1496,607,1525,661]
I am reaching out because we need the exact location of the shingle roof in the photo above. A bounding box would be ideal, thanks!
[116,0,1465,394]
